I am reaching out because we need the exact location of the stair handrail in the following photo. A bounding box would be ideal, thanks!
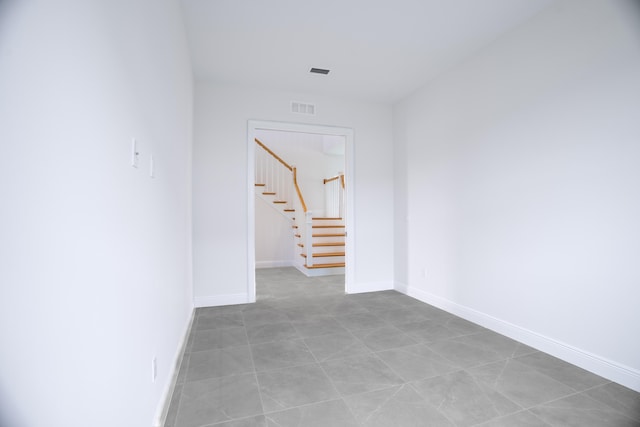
[255,138,292,171]
[323,174,345,188]
[323,173,345,218]
[255,138,307,213]
[293,167,308,213]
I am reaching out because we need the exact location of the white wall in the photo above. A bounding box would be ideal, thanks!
[394,0,640,390]
[193,83,394,305]
[0,1,193,426]
[255,196,295,268]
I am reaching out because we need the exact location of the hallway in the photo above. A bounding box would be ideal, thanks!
[164,268,640,426]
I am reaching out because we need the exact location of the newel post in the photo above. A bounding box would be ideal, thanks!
[305,211,314,267]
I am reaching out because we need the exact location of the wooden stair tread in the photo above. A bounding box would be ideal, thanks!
[284,209,295,212]
[312,233,345,237]
[300,252,345,258]
[312,225,345,228]
[305,262,346,269]
[273,201,287,204]
[294,234,301,238]
[255,183,266,186]
[312,217,342,220]
[298,242,345,248]
[262,192,276,195]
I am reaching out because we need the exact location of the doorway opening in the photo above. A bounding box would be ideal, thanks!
[247,121,355,302]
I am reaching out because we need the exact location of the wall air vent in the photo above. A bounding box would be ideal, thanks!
[310,68,330,75]
[291,101,316,116]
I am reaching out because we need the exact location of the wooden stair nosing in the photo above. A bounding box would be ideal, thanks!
[312,225,345,229]
[304,262,345,269]
[255,183,266,187]
[312,233,346,237]
[312,217,342,220]
[300,252,345,258]
[299,242,345,248]
[262,192,276,195]
[273,200,287,204]
[284,209,295,212]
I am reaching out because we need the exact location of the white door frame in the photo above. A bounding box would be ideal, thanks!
[247,120,355,302]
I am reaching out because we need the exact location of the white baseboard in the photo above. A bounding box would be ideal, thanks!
[256,260,294,269]
[394,282,640,393]
[347,280,394,294]
[194,293,249,308]
[153,307,196,427]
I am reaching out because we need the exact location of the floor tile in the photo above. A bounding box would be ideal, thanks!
[468,359,575,408]
[375,306,430,325]
[321,354,403,396]
[196,311,244,331]
[175,374,263,427]
[351,325,417,351]
[425,335,512,368]
[395,320,464,343]
[264,399,358,427]
[334,312,388,331]
[530,393,640,426]
[343,384,454,426]
[185,345,253,381]
[251,339,315,371]
[477,410,551,426]
[412,370,521,426]
[292,316,347,338]
[242,309,290,328]
[304,332,371,362]
[322,299,369,316]
[164,382,183,427]
[189,327,248,352]
[166,268,638,427]
[256,363,339,412]
[375,343,460,382]
[584,382,640,422]
[211,416,267,427]
[438,316,487,335]
[246,322,298,344]
[514,351,608,391]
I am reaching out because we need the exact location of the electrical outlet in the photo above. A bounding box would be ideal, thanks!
[151,356,157,383]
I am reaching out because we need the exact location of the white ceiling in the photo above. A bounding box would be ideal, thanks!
[181,0,555,104]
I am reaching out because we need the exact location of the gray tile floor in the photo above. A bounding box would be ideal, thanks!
[165,267,640,427]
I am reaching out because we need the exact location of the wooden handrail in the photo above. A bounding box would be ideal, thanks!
[324,174,345,189]
[255,138,292,171]
[323,176,340,184]
[293,167,307,213]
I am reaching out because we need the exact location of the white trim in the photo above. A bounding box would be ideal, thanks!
[194,293,249,308]
[347,281,394,294]
[295,265,345,277]
[256,260,295,269]
[247,120,355,295]
[153,308,196,427]
[394,282,640,392]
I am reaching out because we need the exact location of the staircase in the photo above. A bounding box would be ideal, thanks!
[255,138,346,277]
[297,217,346,275]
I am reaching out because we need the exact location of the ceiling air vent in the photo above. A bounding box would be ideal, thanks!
[291,101,316,116]
[310,67,330,75]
